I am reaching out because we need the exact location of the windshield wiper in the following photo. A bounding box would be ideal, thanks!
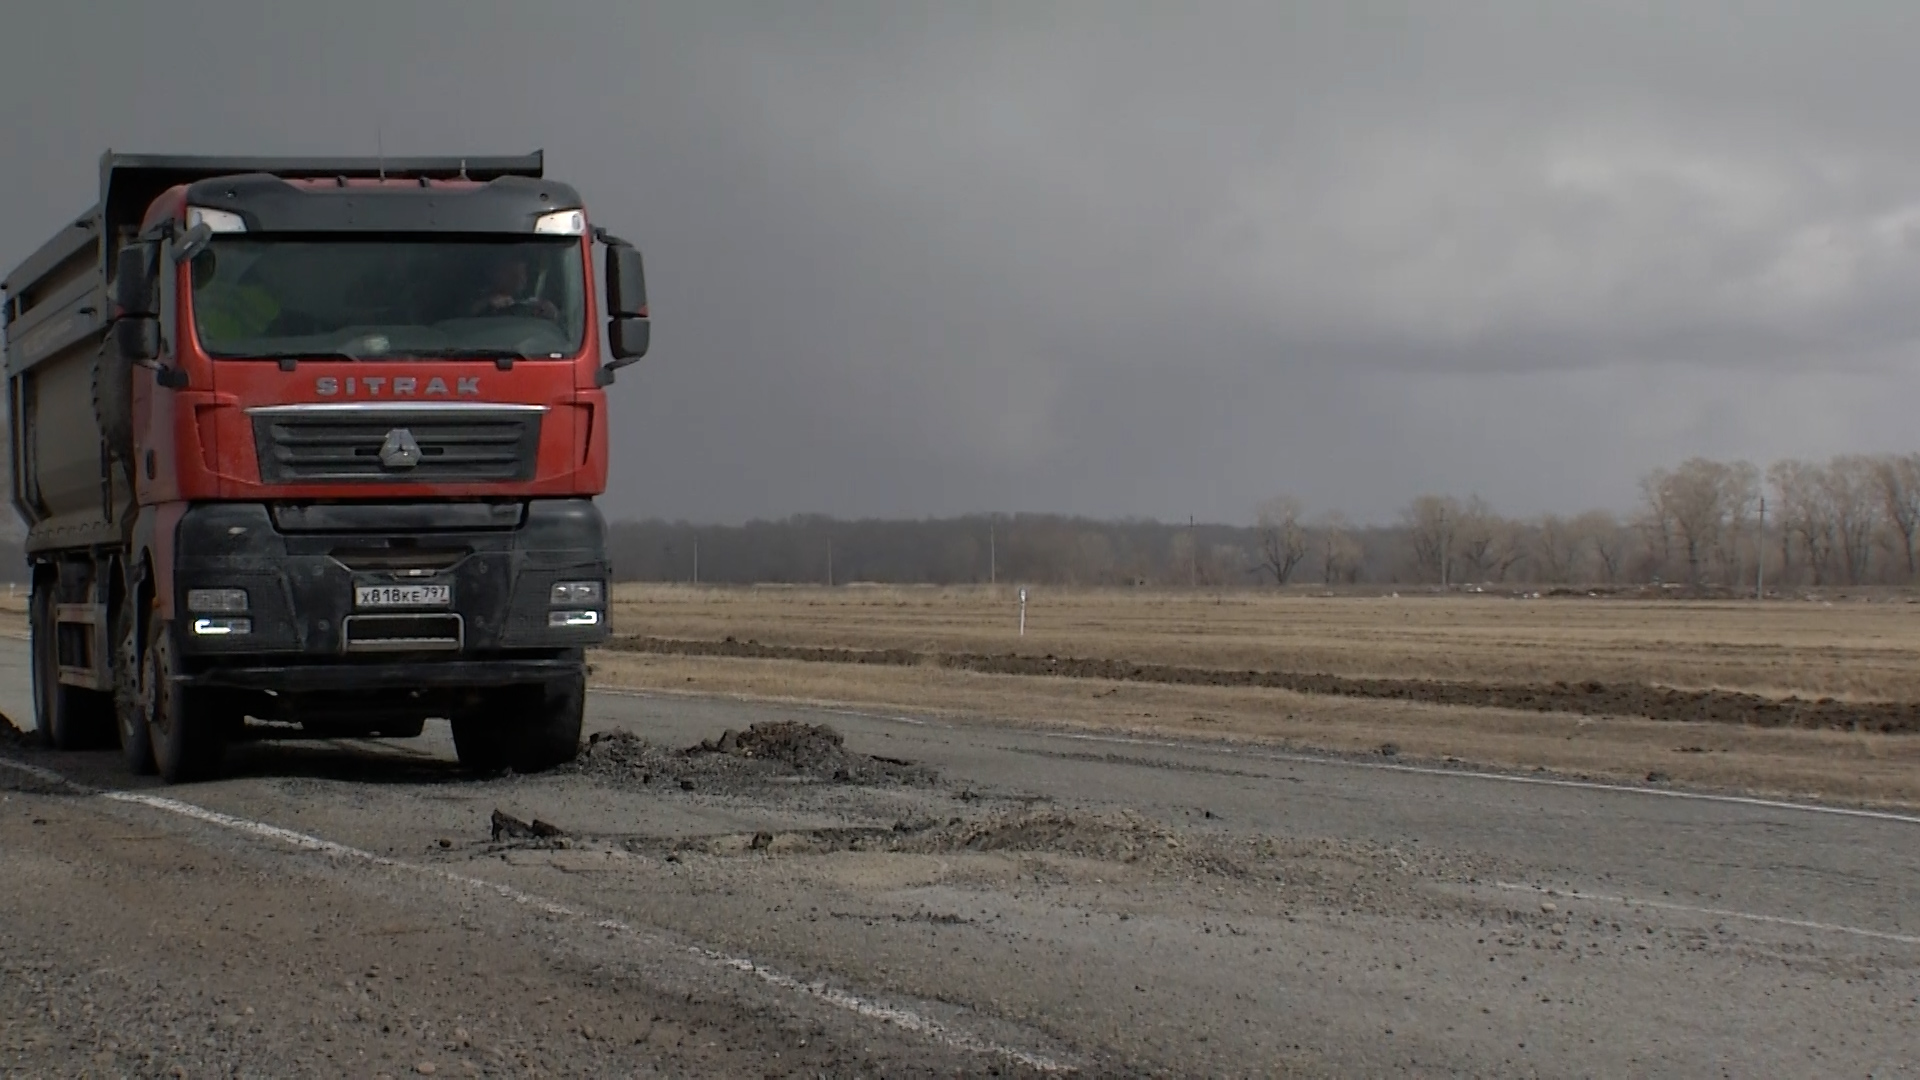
[398,347,538,370]
[240,352,365,371]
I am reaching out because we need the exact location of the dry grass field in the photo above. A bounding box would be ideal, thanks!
[6,583,1919,804]
[608,583,1920,702]
[595,584,1920,807]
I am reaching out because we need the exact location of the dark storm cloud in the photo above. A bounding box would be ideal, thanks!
[6,2,1920,524]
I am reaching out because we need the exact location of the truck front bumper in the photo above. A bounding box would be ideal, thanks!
[172,497,611,663]
[175,655,584,692]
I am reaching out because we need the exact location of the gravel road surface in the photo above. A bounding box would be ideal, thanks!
[3,638,1916,1077]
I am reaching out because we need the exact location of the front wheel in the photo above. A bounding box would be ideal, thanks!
[450,674,584,775]
[144,610,224,784]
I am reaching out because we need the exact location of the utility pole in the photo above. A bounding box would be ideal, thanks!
[1756,496,1765,601]
[692,534,699,585]
[989,521,996,585]
[827,538,833,587]
[1189,515,1197,588]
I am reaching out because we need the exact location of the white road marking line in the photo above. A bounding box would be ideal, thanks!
[0,757,1072,1074]
[593,687,1920,826]
[0,756,68,786]
[1490,881,1920,946]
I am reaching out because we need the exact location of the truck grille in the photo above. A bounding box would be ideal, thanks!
[251,406,543,484]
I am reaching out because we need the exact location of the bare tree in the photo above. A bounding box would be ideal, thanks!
[1635,476,1677,581]
[1873,452,1920,580]
[1255,496,1309,585]
[1641,458,1755,585]
[1824,455,1881,585]
[1714,460,1762,586]
[1490,517,1530,582]
[1401,494,1460,585]
[1575,510,1626,583]
[1769,459,1836,586]
[1312,512,1364,586]
[1451,495,1503,581]
[1532,515,1585,584]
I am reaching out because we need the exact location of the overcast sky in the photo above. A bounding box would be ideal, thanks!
[6,2,1920,526]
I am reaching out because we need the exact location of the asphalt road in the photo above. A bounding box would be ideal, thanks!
[3,637,1917,1077]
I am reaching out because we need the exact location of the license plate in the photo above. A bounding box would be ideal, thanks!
[355,584,452,608]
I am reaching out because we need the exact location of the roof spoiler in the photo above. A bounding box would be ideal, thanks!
[98,150,545,241]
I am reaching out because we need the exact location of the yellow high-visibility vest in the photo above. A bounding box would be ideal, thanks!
[195,284,280,349]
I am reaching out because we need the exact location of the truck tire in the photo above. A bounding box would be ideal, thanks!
[450,673,585,775]
[144,608,224,784]
[113,602,156,775]
[30,584,116,750]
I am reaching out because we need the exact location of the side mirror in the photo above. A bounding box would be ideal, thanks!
[608,318,649,361]
[112,243,159,319]
[600,242,650,381]
[606,244,647,318]
[111,318,161,362]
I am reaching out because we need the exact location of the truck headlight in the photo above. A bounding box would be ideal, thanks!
[549,610,601,628]
[193,617,252,636]
[550,581,603,605]
[188,588,249,613]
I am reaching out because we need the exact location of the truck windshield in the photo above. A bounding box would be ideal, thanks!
[188,236,587,360]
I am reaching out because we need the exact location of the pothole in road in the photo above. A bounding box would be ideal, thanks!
[615,808,1251,877]
[558,724,939,791]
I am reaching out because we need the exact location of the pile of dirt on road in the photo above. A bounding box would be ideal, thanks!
[563,724,937,788]
[611,635,1920,734]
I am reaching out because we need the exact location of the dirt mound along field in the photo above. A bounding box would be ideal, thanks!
[562,723,937,788]
[610,636,1920,734]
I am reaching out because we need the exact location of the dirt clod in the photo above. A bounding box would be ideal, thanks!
[490,810,565,843]
[564,725,937,789]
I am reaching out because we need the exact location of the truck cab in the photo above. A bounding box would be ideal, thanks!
[3,151,650,782]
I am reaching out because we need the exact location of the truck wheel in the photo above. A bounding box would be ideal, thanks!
[30,584,115,750]
[143,609,224,784]
[113,603,156,775]
[450,674,584,775]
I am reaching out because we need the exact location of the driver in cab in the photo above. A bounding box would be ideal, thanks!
[468,253,558,321]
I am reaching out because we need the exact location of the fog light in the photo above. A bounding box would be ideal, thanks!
[192,617,252,636]
[548,610,600,628]
[188,588,249,613]
[550,581,603,605]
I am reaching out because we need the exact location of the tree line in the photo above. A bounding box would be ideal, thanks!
[607,452,1920,590]
[0,452,1911,590]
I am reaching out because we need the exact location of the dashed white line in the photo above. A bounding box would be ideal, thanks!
[594,687,1920,826]
[0,759,1073,1073]
[1490,881,1920,946]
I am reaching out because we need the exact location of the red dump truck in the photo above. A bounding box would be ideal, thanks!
[2,150,649,782]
